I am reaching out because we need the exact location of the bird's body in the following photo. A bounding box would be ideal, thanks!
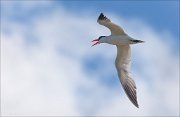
[99,35,140,45]
[92,13,144,108]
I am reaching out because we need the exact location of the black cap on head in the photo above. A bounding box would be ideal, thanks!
[98,36,106,39]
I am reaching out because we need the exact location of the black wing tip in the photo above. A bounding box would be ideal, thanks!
[135,103,139,108]
[98,13,104,20]
[98,13,107,20]
[131,98,139,108]
[124,84,139,108]
[100,13,104,16]
[130,96,139,108]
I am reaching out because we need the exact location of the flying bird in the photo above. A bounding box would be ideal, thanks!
[92,13,144,108]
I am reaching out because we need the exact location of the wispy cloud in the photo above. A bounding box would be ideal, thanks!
[1,1,179,116]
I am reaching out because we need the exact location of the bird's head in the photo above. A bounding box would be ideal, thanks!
[91,36,106,46]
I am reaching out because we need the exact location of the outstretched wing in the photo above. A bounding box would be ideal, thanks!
[97,13,126,35]
[115,45,139,108]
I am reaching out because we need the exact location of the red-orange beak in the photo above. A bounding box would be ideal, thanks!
[91,39,100,46]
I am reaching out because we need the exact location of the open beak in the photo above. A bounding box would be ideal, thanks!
[91,39,100,46]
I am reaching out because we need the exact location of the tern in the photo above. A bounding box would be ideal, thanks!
[92,13,144,108]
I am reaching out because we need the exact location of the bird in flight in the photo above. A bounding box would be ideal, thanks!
[92,13,144,108]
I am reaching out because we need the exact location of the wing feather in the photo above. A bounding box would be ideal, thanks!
[97,13,126,35]
[115,45,139,108]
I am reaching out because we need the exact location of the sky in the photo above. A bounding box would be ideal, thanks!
[1,1,179,116]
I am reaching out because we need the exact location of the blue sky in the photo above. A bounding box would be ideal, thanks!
[1,1,179,116]
[2,1,179,39]
[2,1,178,51]
[60,1,179,39]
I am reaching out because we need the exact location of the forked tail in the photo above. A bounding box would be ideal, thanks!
[130,39,144,44]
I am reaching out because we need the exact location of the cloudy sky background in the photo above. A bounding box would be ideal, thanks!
[1,1,179,116]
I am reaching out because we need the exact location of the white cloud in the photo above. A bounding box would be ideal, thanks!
[1,1,179,116]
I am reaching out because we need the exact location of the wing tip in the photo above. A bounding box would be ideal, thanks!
[98,13,104,20]
[98,13,108,21]
[130,95,139,108]
[135,102,139,108]
[123,83,139,108]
